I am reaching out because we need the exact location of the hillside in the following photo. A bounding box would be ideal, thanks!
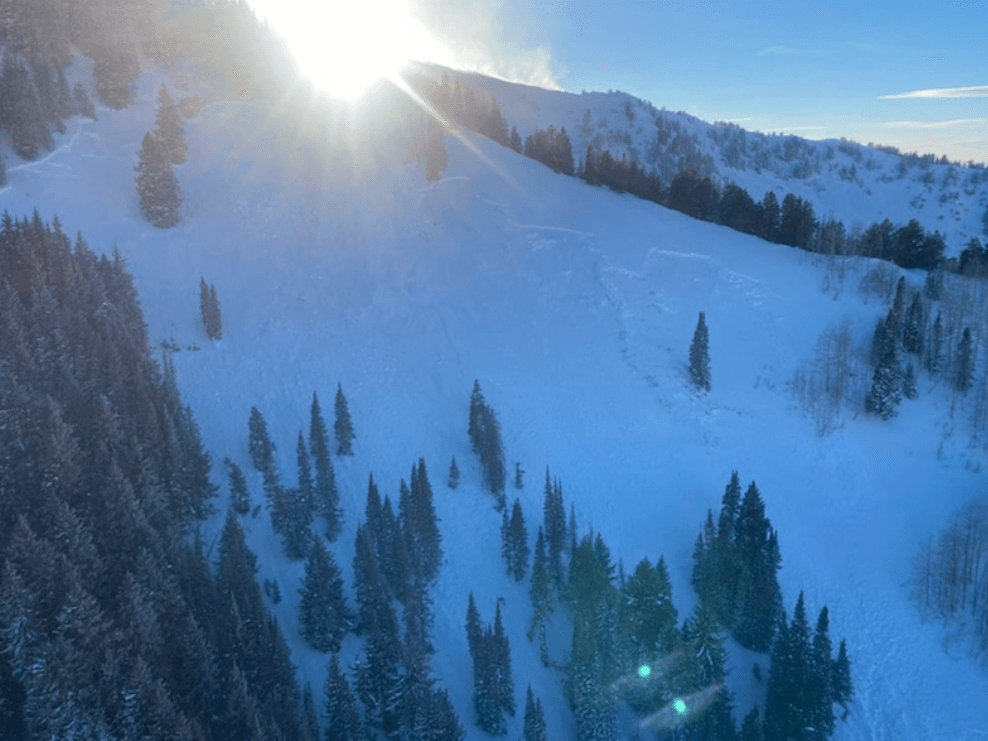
[4,55,988,741]
[415,62,988,256]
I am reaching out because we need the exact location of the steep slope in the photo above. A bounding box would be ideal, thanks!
[6,62,988,740]
[417,63,988,255]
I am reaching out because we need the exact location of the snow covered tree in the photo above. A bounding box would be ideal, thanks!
[309,392,341,540]
[543,468,567,587]
[324,653,362,741]
[739,706,764,741]
[903,293,925,355]
[833,638,853,720]
[765,593,812,741]
[299,538,350,652]
[807,606,836,741]
[448,456,460,489]
[247,406,275,478]
[501,498,529,581]
[401,459,443,585]
[468,381,506,502]
[523,685,547,741]
[927,312,943,375]
[620,556,678,664]
[199,277,222,339]
[732,482,783,652]
[528,527,553,651]
[154,84,187,164]
[954,327,974,393]
[135,132,181,227]
[865,345,902,420]
[689,311,711,391]
[225,458,251,515]
[334,383,355,455]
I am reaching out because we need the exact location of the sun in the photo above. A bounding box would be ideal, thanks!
[247,0,448,101]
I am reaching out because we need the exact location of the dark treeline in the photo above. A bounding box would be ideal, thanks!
[0,211,311,739]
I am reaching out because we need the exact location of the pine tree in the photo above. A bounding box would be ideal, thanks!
[954,327,974,392]
[225,458,251,515]
[543,469,567,587]
[309,393,341,540]
[765,593,813,741]
[927,312,943,375]
[135,132,181,228]
[295,431,316,525]
[247,406,275,478]
[448,456,460,489]
[403,459,443,584]
[832,638,853,720]
[689,311,711,391]
[492,602,515,716]
[523,686,548,741]
[903,293,925,355]
[682,596,727,687]
[299,538,350,652]
[528,527,553,648]
[334,383,355,455]
[739,706,764,741]
[865,342,902,420]
[733,482,782,652]
[504,498,529,581]
[154,84,187,164]
[515,462,525,489]
[808,606,836,741]
[324,653,361,741]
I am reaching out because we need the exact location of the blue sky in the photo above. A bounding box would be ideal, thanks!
[408,0,987,163]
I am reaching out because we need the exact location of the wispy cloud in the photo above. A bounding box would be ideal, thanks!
[883,118,986,129]
[880,85,988,99]
[758,45,833,56]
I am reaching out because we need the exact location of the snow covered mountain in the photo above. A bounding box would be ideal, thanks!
[416,62,988,255]
[5,54,988,740]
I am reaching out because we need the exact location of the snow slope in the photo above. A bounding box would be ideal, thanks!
[5,63,988,739]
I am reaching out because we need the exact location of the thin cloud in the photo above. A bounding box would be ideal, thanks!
[758,45,833,56]
[881,85,988,99]
[882,119,986,129]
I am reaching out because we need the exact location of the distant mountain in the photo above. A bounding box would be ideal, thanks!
[411,61,988,254]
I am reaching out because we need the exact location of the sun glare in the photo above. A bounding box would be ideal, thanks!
[247,0,449,101]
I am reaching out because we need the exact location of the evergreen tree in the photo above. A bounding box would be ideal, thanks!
[468,382,506,502]
[903,293,925,355]
[865,340,902,420]
[324,653,362,741]
[154,84,187,164]
[403,458,443,584]
[448,456,460,489]
[733,482,782,652]
[226,458,251,515]
[765,593,813,741]
[502,498,530,581]
[515,462,525,489]
[299,535,350,652]
[808,606,836,741]
[528,527,553,649]
[689,311,711,392]
[832,639,853,720]
[247,406,275,478]
[199,278,222,339]
[334,383,355,455]
[927,312,943,375]
[739,707,764,741]
[620,556,679,663]
[295,431,316,524]
[466,592,483,660]
[135,132,181,228]
[309,393,341,540]
[954,327,974,392]
[523,685,548,741]
[682,597,727,687]
[492,601,516,717]
[543,468,567,587]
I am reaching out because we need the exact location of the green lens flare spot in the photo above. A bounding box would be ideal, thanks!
[673,698,687,715]
[638,665,651,679]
